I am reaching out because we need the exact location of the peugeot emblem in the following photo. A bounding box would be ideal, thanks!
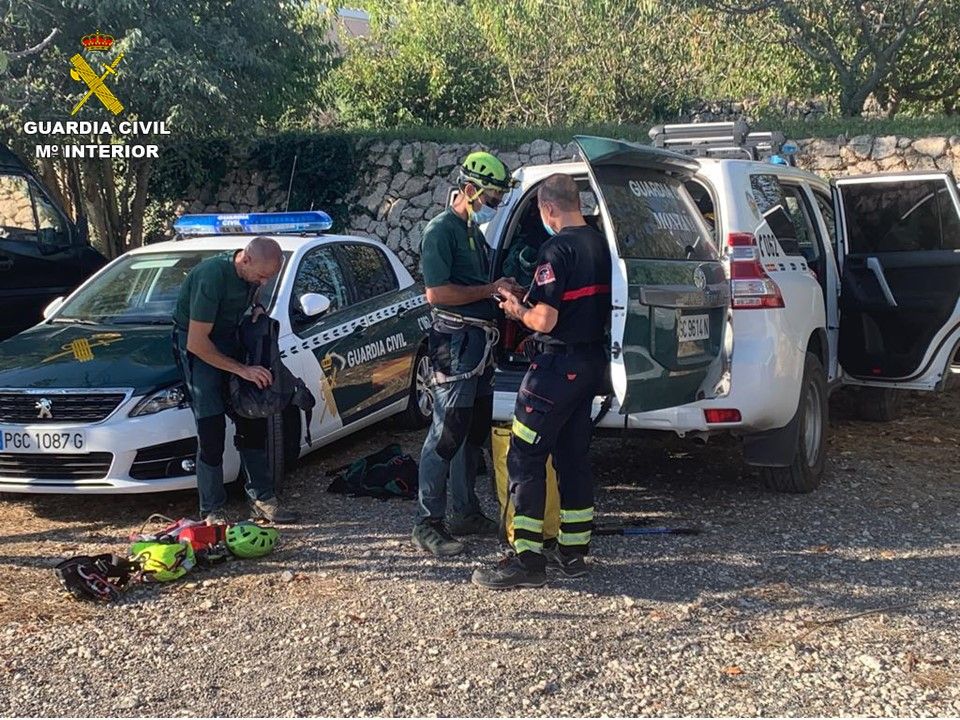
[693,266,707,291]
[35,398,53,420]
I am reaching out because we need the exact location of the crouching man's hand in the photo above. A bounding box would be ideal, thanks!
[237,365,273,389]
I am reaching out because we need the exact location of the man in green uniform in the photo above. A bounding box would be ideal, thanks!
[412,151,523,556]
[172,236,296,525]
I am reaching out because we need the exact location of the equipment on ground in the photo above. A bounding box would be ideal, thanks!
[225,522,279,559]
[129,540,196,581]
[327,443,418,500]
[54,554,141,602]
[593,523,701,536]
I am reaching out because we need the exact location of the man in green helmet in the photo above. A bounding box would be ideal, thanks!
[412,150,523,557]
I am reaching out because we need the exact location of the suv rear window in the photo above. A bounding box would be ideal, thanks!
[592,166,717,261]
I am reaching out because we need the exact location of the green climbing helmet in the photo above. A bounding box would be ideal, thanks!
[225,522,279,559]
[459,151,512,192]
[129,540,196,582]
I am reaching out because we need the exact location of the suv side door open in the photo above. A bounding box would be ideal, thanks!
[574,136,729,413]
[834,173,960,390]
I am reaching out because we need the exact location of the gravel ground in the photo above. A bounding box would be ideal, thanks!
[0,383,958,717]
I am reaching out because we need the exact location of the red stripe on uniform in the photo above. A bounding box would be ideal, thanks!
[561,284,611,301]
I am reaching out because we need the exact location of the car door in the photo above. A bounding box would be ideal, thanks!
[335,242,416,421]
[284,243,355,441]
[0,173,80,339]
[834,173,960,390]
[574,135,729,413]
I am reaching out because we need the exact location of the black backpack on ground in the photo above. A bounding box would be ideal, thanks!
[327,444,419,500]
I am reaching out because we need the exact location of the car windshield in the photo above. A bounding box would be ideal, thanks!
[54,250,283,324]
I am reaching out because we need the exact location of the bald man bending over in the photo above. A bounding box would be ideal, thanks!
[173,236,297,524]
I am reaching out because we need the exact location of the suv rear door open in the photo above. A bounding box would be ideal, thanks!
[834,173,960,390]
[574,136,729,413]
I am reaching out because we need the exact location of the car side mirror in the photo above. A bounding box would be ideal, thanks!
[37,227,71,255]
[299,293,331,318]
[43,296,65,319]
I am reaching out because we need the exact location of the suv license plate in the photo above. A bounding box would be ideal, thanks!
[0,429,86,453]
[678,314,710,343]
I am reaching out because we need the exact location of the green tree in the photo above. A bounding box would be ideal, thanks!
[328,0,502,128]
[473,0,697,126]
[700,0,952,117]
[1,0,333,256]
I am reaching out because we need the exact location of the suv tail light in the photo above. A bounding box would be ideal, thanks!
[727,232,785,309]
[704,408,742,423]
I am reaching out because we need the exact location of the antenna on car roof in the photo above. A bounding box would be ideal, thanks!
[648,121,796,166]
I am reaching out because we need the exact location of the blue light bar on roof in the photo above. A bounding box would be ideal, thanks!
[173,211,333,236]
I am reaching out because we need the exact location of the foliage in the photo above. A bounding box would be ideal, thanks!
[0,0,334,256]
[700,0,960,117]
[328,0,501,128]
[248,132,358,231]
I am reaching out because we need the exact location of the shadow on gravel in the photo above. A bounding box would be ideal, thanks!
[2,385,958,622]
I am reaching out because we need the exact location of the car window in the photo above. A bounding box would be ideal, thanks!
[750,174,798,253]
[782,185,821,265]
[684,179,717,241]
[32,186,64,235]
[292,246,350,327]
[339,243,397,302]
[812,191,837,246]
[839,179,954,253]
[936,186,960,251]
[592,166,718,261]
[58,251,216,322]
[0,175,38,241]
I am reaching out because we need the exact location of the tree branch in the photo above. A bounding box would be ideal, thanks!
[8,28,58,60]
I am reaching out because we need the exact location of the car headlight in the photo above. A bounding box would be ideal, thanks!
[129,384,188,417]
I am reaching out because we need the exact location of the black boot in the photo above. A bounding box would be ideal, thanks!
[471,553,546,590]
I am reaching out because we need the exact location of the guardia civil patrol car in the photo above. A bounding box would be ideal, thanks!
[0,212,433,493]
[487,129,960,494]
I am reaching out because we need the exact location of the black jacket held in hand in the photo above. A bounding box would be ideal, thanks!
[228,316,316,442]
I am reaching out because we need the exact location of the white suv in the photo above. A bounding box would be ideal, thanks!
[486,126,960,493]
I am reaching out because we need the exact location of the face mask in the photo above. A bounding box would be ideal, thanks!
[542,219,556,236]
[472,203,497,225]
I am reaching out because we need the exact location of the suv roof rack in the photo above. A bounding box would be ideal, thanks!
[648,121,796,166]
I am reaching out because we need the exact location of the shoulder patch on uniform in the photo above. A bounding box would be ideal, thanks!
[534,263,556,286]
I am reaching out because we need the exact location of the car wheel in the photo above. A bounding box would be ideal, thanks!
[761,352,828,494]
[265,412,285,494]
[265,410,301,495]
[853,387,904,422]
[396,344,433,430]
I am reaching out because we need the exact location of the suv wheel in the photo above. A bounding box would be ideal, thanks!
[853,387,903,422]
[761,352,828,494]
[396,345,433,430]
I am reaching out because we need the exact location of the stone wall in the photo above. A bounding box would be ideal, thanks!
[164,133,960,276]
[0,175,35,229]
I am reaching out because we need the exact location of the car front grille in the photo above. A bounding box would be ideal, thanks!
[0,452,113,480]
[130,437,198,480]
[0,393,126,423]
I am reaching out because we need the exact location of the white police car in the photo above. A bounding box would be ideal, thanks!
[0,212,433,493]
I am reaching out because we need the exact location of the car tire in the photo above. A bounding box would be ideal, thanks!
[761,352,828,494]
[853,387,903,422]
[265,412,285,494]
[396,344,433,430]
[265,410,301,495]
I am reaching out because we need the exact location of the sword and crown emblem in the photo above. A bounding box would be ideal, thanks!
[69,30,125,116]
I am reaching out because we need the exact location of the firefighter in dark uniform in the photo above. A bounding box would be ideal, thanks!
[472,174,611,590]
